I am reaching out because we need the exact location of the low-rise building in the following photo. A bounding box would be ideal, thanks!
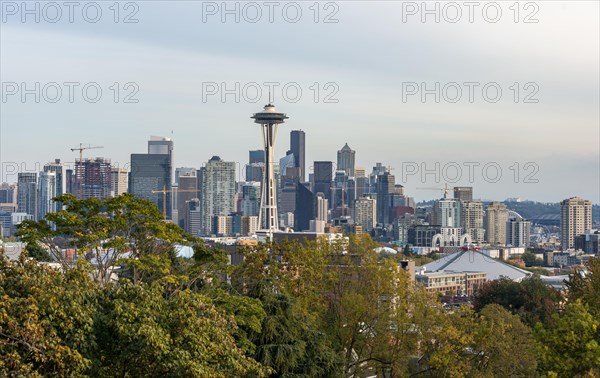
[415,270,487,296]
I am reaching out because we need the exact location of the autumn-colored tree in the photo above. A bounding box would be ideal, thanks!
[0,256,98,377]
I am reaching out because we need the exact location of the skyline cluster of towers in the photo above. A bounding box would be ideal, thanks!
[0,104,596,253]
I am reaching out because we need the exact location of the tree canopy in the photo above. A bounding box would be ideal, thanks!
[3,194,599,377]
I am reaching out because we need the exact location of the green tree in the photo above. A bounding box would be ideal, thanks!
[24,242,52,262]
[473,304,538,377]
[92,282,267,377]
[473,276,561,327]
[535,300,600,377]
[232,241,342,377]
[566,257,600,317]
[16,194,196,285]
[522,251,543,267]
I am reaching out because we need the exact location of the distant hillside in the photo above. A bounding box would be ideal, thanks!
[502,201,559,220]
[416,199,599,224]
[502,201,600,224]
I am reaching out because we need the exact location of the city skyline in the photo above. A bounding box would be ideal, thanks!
[1,2,599,203]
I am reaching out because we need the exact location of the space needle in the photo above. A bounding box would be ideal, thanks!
[251,102,288,237]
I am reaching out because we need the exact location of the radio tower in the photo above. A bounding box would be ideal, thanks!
[251,102,288,236]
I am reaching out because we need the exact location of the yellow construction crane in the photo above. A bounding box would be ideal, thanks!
[70,143,104,198]
[416,183,451,198]
[151,186,199,220]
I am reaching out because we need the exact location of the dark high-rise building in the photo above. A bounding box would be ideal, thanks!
[186,198,202,236]
[246,149,265,182]
[376,171,395,225]
[65,169,75,195]
[176,170,198,230]
[453,187,473,202]
[130,154,172,219]
[294,182,314,231]
[290,130,305,182]
[17,173,37,219]
[0,183,16,204]
[249,150,265,164]
[313,161,332,206]
[129,137,174,219]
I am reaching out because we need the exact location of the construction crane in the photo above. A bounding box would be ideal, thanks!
[416,183,451,198]
[70,143,104,198]
[151,186,199,220]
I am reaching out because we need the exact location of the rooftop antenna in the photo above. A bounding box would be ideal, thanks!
[268,89,272,104]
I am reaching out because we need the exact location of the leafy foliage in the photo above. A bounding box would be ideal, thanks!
[4,195,600,376]
[473,275,561,327]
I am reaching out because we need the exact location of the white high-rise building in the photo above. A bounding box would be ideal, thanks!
[111,168,128,197]
[199,156,236,236]
[433,197,461,228]
[507,217,531,247]
[560,196,592,250]
[37,171,57,220]
[354,196,376,232]
[315,192,328,222]
[43,159,65,211]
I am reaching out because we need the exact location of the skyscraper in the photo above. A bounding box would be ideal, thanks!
[461,201,485,243]
[507,217,531,247]
[37,171,57,220]
[176,170,198,230]
[148,136,174,155]
[43,159,65,210]
[560,196,592,250]
[433,196,461,228]
[314,161,333,206]
[241,182,261,217]
[111,168,128,197]
[294,182,314,231]
[130,154,172,218]
[337,143,356,177]
[485,202,508,245]
[249,150,265,164]
[199,156,236,236]
[354,195,376,232]
[453,187,473,202]
[17,173,37,219]
[186,198,202,236]
[129,137,174,219]
[355,167,366,199]
[74,157,112,199]
[368,163,387,195]
[290,130,305,182]
[0,183,17,204]
[246,150,265,182]
[279,152,296,179]
[376,171,395,225]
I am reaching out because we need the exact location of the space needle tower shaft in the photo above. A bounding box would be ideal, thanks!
[251,103,288,234]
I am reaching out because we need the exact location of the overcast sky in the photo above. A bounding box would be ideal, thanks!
[1,1,598,203]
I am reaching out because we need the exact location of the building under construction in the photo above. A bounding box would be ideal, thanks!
[73,157,112,199]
